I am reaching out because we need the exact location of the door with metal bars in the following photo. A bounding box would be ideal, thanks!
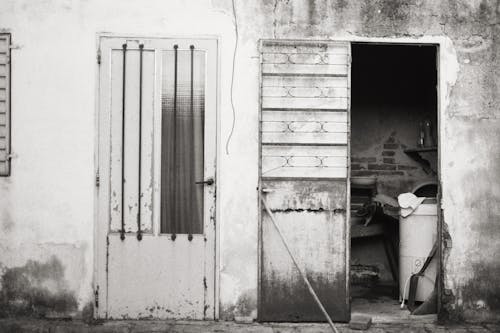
[96,37,217,320]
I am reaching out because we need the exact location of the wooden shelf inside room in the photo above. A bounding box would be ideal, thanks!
[403,146,437,175]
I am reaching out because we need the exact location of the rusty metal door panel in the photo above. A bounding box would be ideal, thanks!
[260,180,348,322]
[96,37,217,320]
[259,40,351,322]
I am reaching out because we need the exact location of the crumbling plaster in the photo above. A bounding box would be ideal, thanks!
[219,0,500,322]
[0,0,243,318]
[0,0,497,323]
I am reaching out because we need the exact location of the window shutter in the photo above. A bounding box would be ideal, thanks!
[0,34,10,176]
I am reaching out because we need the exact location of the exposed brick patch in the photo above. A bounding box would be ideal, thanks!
[383,158,396,164]
[383,143,399,150]
[351,164,364,170]
[398,165,418,170]
[368,164,397,170]
[382,151,395,156]
[351,157,377,163]
[351,170,377,177]
[378,171,404,176]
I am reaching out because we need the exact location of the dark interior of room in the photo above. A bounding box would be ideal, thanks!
[349,43,438,317]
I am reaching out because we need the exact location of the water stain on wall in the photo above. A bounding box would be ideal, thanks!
[260,272,348,322]
[463,262,500,311]
[0,256,77,317]
[220,289,257,320]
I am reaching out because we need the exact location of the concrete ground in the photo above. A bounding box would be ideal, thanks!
[0,319,499,333]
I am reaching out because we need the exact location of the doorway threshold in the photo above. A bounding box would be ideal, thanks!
[351,296,437,324]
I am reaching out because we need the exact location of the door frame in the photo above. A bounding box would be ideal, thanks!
[346,37,444,316]
[93,33,221,319]
[256,36,448,320]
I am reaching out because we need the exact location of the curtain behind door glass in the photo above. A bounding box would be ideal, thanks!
[161,48,205,234]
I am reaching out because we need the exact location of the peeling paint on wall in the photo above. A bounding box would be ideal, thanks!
[0,0,498,323]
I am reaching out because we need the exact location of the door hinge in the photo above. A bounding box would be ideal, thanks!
[94,286,99,308]
[95,169,100,187]
[97,49,101,65]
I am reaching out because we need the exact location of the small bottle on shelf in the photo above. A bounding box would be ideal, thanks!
[418,122,425,147]
[423,120,434,147]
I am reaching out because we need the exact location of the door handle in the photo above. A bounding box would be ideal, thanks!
[195,177,214,186]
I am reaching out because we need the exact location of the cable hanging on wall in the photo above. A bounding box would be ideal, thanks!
[225,0,238,155]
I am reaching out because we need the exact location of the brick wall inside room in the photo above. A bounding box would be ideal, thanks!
[351,106,438,198]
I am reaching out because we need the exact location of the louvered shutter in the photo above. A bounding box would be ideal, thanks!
[0,34,10,176]
[259,40,351,322]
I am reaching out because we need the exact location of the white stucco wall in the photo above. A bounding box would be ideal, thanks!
[0,0,262,316]
[1,0,499,322]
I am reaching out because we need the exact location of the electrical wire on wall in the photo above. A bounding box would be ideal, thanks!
[225,0,238,155]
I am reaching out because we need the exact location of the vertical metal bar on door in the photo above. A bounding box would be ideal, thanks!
[188,45,194,241]
[137,44,144,241]
[171,44,178,240]
[120,43,127,241]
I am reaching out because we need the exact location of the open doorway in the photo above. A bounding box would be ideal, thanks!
[350,43,439,320]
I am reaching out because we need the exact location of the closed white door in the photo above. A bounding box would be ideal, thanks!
[96,37,217,319]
